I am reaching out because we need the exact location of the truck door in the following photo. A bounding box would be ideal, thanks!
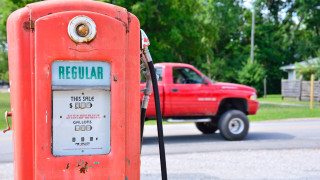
[168,67,218,116]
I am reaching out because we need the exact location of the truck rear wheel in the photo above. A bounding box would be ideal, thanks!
[218,110,249,140]
[195,122,218,134]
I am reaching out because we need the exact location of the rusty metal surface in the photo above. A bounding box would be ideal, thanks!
[22,20,34,31]
[76,24,89,37]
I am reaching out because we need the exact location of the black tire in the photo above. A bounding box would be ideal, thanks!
[218,110,249,141]
[195,122,218,134]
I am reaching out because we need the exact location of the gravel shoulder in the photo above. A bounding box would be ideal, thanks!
[141,149,320,180]
[2,149,319,180]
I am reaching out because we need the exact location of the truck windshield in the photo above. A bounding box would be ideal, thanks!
[204,75,214,84]
[173,67,202,84]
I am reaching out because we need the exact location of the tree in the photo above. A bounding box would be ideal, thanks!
[252,0,299,94]
[196,0,245,82]
[0,0,19,81]
[100,0,204,64]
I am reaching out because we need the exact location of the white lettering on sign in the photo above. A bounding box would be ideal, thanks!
[52,90,110,156]
[52,61,110,86]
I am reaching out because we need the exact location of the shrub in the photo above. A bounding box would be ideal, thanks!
[237,59,266,97]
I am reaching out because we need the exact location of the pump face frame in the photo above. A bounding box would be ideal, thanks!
[34,11,128,177]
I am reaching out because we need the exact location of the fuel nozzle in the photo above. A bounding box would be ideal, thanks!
[140,29,152,110]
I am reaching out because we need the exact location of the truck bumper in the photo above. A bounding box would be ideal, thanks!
[248,100,259,115]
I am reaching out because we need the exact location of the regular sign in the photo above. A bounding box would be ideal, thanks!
[51,61,111,87]
[51,61,111,156]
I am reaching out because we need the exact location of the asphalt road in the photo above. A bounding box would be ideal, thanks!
[141,118,320,155]
[0,130,13,163]
[1,118,320,179]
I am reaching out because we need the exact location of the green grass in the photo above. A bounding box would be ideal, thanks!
[249,103,320,121]
[145,120,170,125]
[0,92,11,130]
[258,94,320,105]
[250,94,320,121]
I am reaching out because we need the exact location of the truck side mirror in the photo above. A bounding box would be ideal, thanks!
[201,76,208,85]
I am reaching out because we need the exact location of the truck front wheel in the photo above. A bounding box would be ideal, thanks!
[218,110,249,140]
[195,122,218,134]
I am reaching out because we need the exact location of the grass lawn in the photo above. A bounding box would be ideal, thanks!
[0,92,11,130]
[248,104,320,121]
[258,94,320,105]
[249,94,320,121]
[0,93,319,129]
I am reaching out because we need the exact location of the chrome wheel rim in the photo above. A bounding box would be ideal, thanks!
[228,118,244,134]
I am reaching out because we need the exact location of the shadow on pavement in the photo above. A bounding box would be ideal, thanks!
[143,131,294,145]
[142,134,224,145]
[141,173,219,180]
[0,153,13,164]
[246,132,295,141]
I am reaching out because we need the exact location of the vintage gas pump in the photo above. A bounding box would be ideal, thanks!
[4,0,166,179]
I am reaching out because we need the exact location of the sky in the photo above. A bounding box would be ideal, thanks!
[243,0,254,9]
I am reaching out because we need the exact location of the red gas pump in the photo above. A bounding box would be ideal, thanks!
[4,0,167,179]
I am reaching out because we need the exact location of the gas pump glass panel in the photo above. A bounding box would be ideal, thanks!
[51,61,111,156]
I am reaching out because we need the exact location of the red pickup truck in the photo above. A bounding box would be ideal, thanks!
[141,63,259,140]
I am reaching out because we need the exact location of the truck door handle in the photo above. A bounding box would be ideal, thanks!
[171,88,178,92]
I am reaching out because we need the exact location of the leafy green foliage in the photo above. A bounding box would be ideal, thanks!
[0,0,19,81]
[259,94,320,105]
[237,59,266,96]
[196,0,245,82]
[99,0,203,63]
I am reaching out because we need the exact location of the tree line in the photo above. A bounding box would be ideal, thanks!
[0,0,319,95]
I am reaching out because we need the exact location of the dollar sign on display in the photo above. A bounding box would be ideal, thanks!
[69,103,73,108]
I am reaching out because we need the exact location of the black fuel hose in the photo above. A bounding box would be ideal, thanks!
[148,61,168,180]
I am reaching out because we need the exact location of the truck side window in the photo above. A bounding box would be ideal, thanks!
[173,67,202,84]
[155,67,163,81]
[140,67,162,82]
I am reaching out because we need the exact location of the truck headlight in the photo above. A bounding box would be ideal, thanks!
[250,94,257,101]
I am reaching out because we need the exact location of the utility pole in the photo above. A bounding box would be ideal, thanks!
[250,8,255,63]
[310,74,314,109]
